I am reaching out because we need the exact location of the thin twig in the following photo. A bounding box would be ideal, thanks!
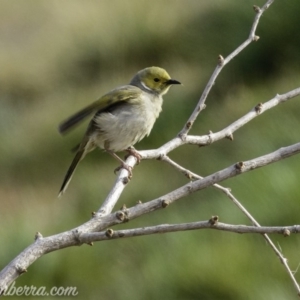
[161,150,300,294]
[78,221,300,243]
[178,0,275,138]
[185,87,300,146]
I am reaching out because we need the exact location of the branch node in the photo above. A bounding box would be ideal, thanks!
[255,102,263,113]
[185,172,194,180]
[118,232,125,238]
[253,5,261,13]
[116,211,125,221]
[119,204,126,210]
[91,211,96,217]
[186,184,193,192]
[283,228,291,237]
[186,121,193,130]
[97,209,106,216]
[136,200,143,204]
[200,104,207,111]
[178,132,187,142]
[253,35,260,42]
[209,215,219,225]
[201,130,213,147]
[218,55,225,66]
[116,205,129,222]
[16,264,27,275]
[122,177,130,184]
[226,133,234,141]
[34,232,43,241]
[161,199,170,208]
[157,153,166,160]
[235,161,245,171]
[105,229,114,238]
[224,187,232,193]
[73,229,83,245]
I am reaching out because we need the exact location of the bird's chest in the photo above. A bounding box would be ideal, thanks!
[92,94,163,152]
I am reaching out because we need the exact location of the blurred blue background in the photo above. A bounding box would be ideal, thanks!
[1,1,300,299]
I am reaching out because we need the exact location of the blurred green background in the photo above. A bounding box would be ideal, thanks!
[1,0,300,299]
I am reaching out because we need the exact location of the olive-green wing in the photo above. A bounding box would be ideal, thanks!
[58,85,142,134]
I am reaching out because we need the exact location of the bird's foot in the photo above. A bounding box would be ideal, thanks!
[125,147,142,165]
[114,163,133,179]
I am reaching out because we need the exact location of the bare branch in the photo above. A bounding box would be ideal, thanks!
[160,155,300,294]
[140,87,300,155]
[3,0,300,297]
[2,141,300,291]
[79,221,300,243]
[178,0,275,138]
[97,155,137,216]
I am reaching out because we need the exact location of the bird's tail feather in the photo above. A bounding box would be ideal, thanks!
[58,149,85,197]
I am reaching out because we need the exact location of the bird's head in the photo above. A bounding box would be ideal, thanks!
[130,66,181,95]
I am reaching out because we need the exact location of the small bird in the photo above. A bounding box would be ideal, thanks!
[58,66,181,196]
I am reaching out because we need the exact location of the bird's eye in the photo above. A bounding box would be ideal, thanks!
[154,78,160,82]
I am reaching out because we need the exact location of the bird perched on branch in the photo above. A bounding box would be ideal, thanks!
[58,66,181,196]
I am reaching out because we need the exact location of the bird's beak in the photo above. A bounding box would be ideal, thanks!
[166,79,181,85]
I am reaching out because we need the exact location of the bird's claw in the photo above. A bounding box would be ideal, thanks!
[114,163,133,179]
[125,147,142,165]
